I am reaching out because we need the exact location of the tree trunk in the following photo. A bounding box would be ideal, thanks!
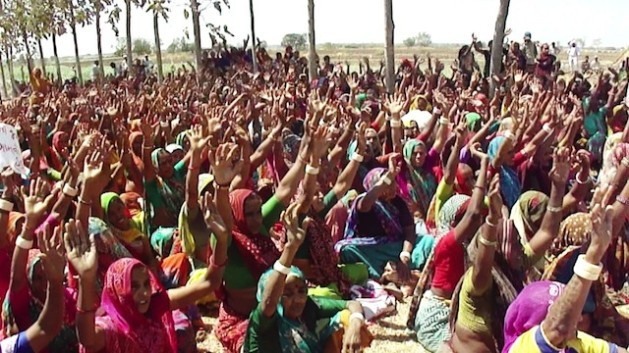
[7,47,16,96]
[21,30,33,76]
[489,0,510,95]
[37,38,47,77]
[153,13,163,82]
[383,0,395,94]
[69,6,83,84]
[0,54,8,99]
[249,0,258,73]
[95,9,105,80]
[190,0,202,75]
[307,0,316,80]
[52,33,63,84]
[125,0,133,70]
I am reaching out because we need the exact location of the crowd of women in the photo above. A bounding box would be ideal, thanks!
[0,35,628,353]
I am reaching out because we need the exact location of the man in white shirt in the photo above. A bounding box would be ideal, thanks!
[119,56,128,77]
[91,60,100,82]
[568,42,580,72]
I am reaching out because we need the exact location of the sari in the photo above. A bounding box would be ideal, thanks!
[488,136,521,209]
[400,140,438,217]
[150,149,186,216]
[2,250,78,352]
[48,131,68,171]
[88,258,178,353]
[215,189,281,353]
[510,191,549,247]
[101,192,146,259]
[0,212,24,305]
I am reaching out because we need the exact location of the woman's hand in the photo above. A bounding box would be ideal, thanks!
[209,143,243,186]
[37,223,67,284]
[384,93,405,117]
[64,219,98,281]
[587,204,613,264]
[356,122,368,156]
[342,323,363,353]
[387,154,402,179]
[549,146,570,186]
[21,177,56,231]
[82,150,111,193]
[282,202,310,249]
[188,124,209,157]
[200,192,228,240]
[470,142,489,161]
[487,175,503,219]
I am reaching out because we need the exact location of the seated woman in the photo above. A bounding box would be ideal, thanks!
[449,148,570,353]
[543,213,629,346]
[68,189,229,353]
[505,205,628,353]
[335,158,417,280]
[244,203,372,353]
[2,224,69,353]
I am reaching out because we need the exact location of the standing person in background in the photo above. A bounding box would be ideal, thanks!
[522,32,538,73]
[143,55,153,74]
[568,42,581,72]
[581,56,591,73]
[119,56,128,77]
[91,61,100,83]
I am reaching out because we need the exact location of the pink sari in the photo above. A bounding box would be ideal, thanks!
[83,258,177,353]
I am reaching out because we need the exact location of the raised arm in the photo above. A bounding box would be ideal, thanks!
[357,155,400,212]
[528,147,570,254]
[541,205,614,349]
[140,120,158,182]
[442,122,465,186]
[454,143,490,243]
[384,94,405,153]
[24,225,67,353]
[332,124,367,198]
[210,143,244,235]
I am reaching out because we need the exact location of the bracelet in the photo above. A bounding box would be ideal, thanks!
[478,235,498,247]
[209,255,228,270]
[575,173,591,185]
[380,175,392,185]
[438,117,449,125]
[616,195,629,207]
[389,120,401,128]
[573,254,602,281]
[273,260,291,276]
[622,158,629,168]
[349,312,365,323]
[433,107,442,115]
[546,205,562,213]
[15,236,34,250]
[0,199,14,212]
[214,181,230,189]
[143,145,154,150]
[399,251,411,262]
[504,131,515,141]
[485,217,499,228]
[78,197,92,206]
[542,124,553,133]
[305,164,320,175]
[76,305,98,314]
[63,184,79,198]
[351,153,364,163]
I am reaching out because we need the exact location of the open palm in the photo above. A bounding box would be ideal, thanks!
[64,219,98,280]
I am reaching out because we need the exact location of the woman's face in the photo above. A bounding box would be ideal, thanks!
[157,152,174,179]
[404,123,418,140]
[244,195,263,233]
[281,275,308,320]
[411,144,427,168]
[502,145,516,167]
[108,198,130,230]
[457,164,475,193]
[311,183,325,213]
[131,266,152,314]
[30,261,47,303]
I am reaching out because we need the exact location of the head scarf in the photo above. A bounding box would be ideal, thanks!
[51,131,68,153]
[401,110,432,133]
[151,227,176,258]
[165,144,183,154]
[510,191,549,244]
[454,164,473,196]
[149,148,185,214]
[465,112,482,132]
[120,192,142,218]
[552,213,591,257]
[99,258,177,353]
[229,189,280,278]
[409,95,432,112]
[282,134,302,165]
[101,192,143,247]
[256,266,340,353]
[436,194,471,236]
[502,281,565,353]
[5,212,25,247]
[175,131,189,149]
[402,139,437,215]
[488,136,521,209]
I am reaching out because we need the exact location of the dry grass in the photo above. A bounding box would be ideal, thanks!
[196,300,427,353]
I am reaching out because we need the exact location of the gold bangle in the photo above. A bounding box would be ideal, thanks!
[547,205,562,213]
[478,235,498,247]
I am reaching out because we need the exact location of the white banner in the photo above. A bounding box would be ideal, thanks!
[0,123,28,175]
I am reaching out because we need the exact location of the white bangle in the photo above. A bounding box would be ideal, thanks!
[399,251,411,262]
[433,107,442,115]
[504,131,515,141]
[546,205,562,213]
[273,261,291,276]
[576,173,591,185]
[478,235,498,247]
[380,175,392,185]
[15,236,33,250]
[63,184,79,198]
[0,199,14,212]
[542,124,553,133]
[349,312,365,323]
[438,117,449,125]
[573,254,602,281]
[389,120,401,128]
[351,153,364,163]
[305,165,320,175]
[160,120,169,128]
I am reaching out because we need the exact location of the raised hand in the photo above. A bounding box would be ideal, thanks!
[200,192,228,239]
[83,150,111,192]
[187,124,209,155]
[387,154,402,178]
[588,204,613,260]
[64,219,97,280]
[549,146,570,185]
[487,175,503,217]
[209,143,243,186]
[281,202,310,248]
[310,125,331,159]
[37,224,67,284]
[21,177,56,229]
[470,142,489,161]
[384,94,405,116]
[356,122,368,156]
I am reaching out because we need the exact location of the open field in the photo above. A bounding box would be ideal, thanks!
[0,44,625,95]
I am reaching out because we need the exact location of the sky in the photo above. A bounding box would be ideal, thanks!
[42,0,628,59]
